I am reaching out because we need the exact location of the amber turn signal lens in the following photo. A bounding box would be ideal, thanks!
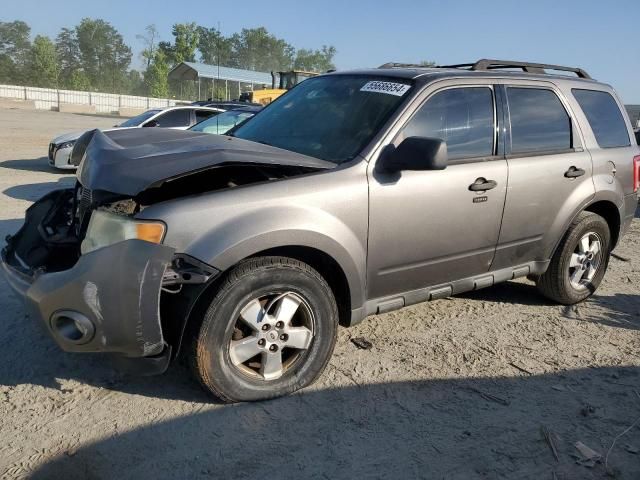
[135,222,165,244]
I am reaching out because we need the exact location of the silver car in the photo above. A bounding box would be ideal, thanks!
[3,59,639,402]
[47,106,223,169]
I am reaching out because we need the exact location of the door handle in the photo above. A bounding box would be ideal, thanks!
[469,178,498,191]
[564,166,585,178]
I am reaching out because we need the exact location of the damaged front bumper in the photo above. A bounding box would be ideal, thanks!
[1,189,177,374]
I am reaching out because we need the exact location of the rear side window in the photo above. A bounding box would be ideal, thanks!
[402,87,495,160]
[155,109,191,128]
[507,88,571,154]
[572,89,630,148]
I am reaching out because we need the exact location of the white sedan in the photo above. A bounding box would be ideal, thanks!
[48,106,223,170]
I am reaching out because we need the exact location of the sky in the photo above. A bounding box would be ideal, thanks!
[3,0,639,103]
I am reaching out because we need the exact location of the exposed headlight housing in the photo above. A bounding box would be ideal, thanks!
[80,210,166,255]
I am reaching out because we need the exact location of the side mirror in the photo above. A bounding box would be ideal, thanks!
[143,120,160,128]
[378,136,448,173]
[635,130,640,145]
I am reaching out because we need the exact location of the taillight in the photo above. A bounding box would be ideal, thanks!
[634,155,640,193]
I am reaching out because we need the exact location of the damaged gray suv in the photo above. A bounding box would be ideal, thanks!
[3,59,639,402]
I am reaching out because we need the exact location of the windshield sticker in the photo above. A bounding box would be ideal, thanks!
[360,81,410,96]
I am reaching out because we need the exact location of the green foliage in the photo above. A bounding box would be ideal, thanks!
[137,24,159,70]
[228,27,295,71]
[0,20,31,83]
[0,18,338,100]
[26,35,60,87]
[144,49,170,98]
[68,70,91,91]
[172,23,199,63]
[55,28,80,88]
[294,46,336,72]
[75,18,132,92]
[197,26,232,66]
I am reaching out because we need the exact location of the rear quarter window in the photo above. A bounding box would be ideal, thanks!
[572,89,630,148]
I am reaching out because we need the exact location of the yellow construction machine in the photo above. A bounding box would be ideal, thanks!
[240,70,318,105]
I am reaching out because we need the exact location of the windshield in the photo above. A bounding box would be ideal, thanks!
[190,110,255,134]
[118,110,161,127]
[232,75,412,163]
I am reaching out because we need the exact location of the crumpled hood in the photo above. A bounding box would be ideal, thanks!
[77,128,335,196]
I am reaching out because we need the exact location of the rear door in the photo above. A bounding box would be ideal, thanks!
[367,83,508,300]
[491,82,595,270]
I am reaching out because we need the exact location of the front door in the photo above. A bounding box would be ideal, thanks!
[367,84,508,300]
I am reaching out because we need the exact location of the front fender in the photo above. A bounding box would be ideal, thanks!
[186,206,367,309]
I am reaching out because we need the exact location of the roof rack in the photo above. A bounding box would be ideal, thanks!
[438,59,591,79]
[378,62,424,69]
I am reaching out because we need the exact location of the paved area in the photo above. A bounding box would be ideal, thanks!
[0,108,639,479]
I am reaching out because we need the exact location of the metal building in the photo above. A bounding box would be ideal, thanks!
[168,62,272,101]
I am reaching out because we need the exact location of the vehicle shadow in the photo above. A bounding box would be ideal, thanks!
[3,178,75,201]
[458,280,557,307]
[26,366,640,480]
[0,157,68,174]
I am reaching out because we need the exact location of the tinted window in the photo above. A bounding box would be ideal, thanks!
[195,110,218,123]
[402,87,494,160]
[507,88,571,154]
[233,76,412,163]
[190,110,255,134]
[119,110,160,127]
[154,109,191,127]
[572,89,630,148]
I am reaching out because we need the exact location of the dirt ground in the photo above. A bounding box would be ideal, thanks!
[0,107,639,480]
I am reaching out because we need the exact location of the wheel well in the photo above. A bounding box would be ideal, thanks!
[249,246,352,327]
[584,201,621,248]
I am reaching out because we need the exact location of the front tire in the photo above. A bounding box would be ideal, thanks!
[191,256,338,402]
[536,211,610,304]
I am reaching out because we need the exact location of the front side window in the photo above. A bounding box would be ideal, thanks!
[154,109,192,128]
[232,75,412,163]
[401,87,495,160]
[572,89,630,148]
[507,87,571,154]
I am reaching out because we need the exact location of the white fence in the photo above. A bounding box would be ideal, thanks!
[0,84,178,113]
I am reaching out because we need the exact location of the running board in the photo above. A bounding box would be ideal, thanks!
[364,261,549,317]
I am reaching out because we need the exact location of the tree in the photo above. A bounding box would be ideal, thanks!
[26,35,60,87]
[293,45,336,72]
[137,24,159,70]
[229,27,294,71]
[197,26,232,66]
[144,49,169,97]
[74,18,132,92]
[55,27,80,88]
[68,70,91,91]
[172,22,199,64]
[0,20,31,83]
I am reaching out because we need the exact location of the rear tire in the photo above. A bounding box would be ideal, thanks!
[536,211,610,304]
[190,256,338,403]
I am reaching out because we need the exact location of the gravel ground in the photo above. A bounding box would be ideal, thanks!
[0,108,639,480]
